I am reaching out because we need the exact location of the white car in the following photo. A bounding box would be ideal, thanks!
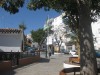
[69,50,78,57]
[69,50,76,55]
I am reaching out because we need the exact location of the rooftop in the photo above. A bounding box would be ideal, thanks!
[0,28,22,34]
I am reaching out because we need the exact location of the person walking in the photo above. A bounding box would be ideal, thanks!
[48,46,52,59]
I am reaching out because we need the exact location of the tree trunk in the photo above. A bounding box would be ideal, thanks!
[38,44,41,50]
[78,1,98,75]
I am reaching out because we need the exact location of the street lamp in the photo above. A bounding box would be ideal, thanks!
[44,16,53,58]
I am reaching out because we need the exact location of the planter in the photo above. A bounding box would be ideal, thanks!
[19,55,40,66]
[0,61,12,71]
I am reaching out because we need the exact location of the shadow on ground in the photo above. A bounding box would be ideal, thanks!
[0,70,16,75]
[38,58,50,63]
[0,57,50,75]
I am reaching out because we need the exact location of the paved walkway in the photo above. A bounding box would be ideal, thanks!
[2,54,79,75]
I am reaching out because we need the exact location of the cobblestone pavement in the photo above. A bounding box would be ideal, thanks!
[2,53,100,75]
[1,54,77,75]
[14,54,66,75]
[2,53,84,75]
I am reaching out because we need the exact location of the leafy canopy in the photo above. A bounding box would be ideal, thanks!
[28,0,100,17]
[31,28,45,45]
[28,1,100,74]
[28,0,100,33]
[0,0,24,14]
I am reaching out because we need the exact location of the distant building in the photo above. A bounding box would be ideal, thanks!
[26,34,33,47]
[26,34,46,50]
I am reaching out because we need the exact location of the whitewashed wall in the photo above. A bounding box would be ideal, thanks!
[0,33,23,52]
[92,19,100,50]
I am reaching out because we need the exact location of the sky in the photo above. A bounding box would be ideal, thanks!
[0,2,60,35]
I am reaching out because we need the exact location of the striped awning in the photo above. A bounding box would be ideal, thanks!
[0,28,22,34]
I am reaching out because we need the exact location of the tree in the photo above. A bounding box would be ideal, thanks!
[28,0,100,75]
[53,25,67,53]
[63,17,81,57]
[0,0,24,14]
[70,33,80,57]
[31,28,45,50]
[53,32,65,53]
[19,23,26,51]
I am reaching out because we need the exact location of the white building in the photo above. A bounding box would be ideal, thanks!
[51,13,67,52]
[0,28,23,52]
[92,19,100,50]
[45,13,75,52]
[26,34,32,41]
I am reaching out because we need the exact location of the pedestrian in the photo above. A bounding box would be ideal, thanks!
[49,51,51,57]
[48,46,52,59]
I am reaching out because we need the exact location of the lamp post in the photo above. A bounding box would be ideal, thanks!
[45,30,49,58]
[44,16,50,58]
[44,16,53,58]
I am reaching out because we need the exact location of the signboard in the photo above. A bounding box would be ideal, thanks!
[47,36,52,45]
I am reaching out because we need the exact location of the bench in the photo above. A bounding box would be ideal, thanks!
[59,63,100,75]
[69,57,80,63]
[59,67,80,75]
[59,63,80,75]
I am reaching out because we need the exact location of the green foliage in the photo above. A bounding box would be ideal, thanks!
[27,0,80,15]
[31,28,45,46]
[28,0,100,33]
[70,33,79,44]
[27,1,99,74]
[28,0,100,16]
[0,0,24,14]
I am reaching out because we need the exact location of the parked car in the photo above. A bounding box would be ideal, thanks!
[27,47,36,53]
[63,50,70,54]
[95,50,100,58]
[69,50,78,57]
[69,50,76,55]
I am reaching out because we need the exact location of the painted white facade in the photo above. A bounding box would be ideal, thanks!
[45,13,75,51]
[92,19,100,50]
[0,29,23,52]
[51,13,66,32]
[26,34,33,41]
[52,13,67,51]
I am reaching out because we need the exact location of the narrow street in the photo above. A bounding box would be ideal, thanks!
[2,54,71,75]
